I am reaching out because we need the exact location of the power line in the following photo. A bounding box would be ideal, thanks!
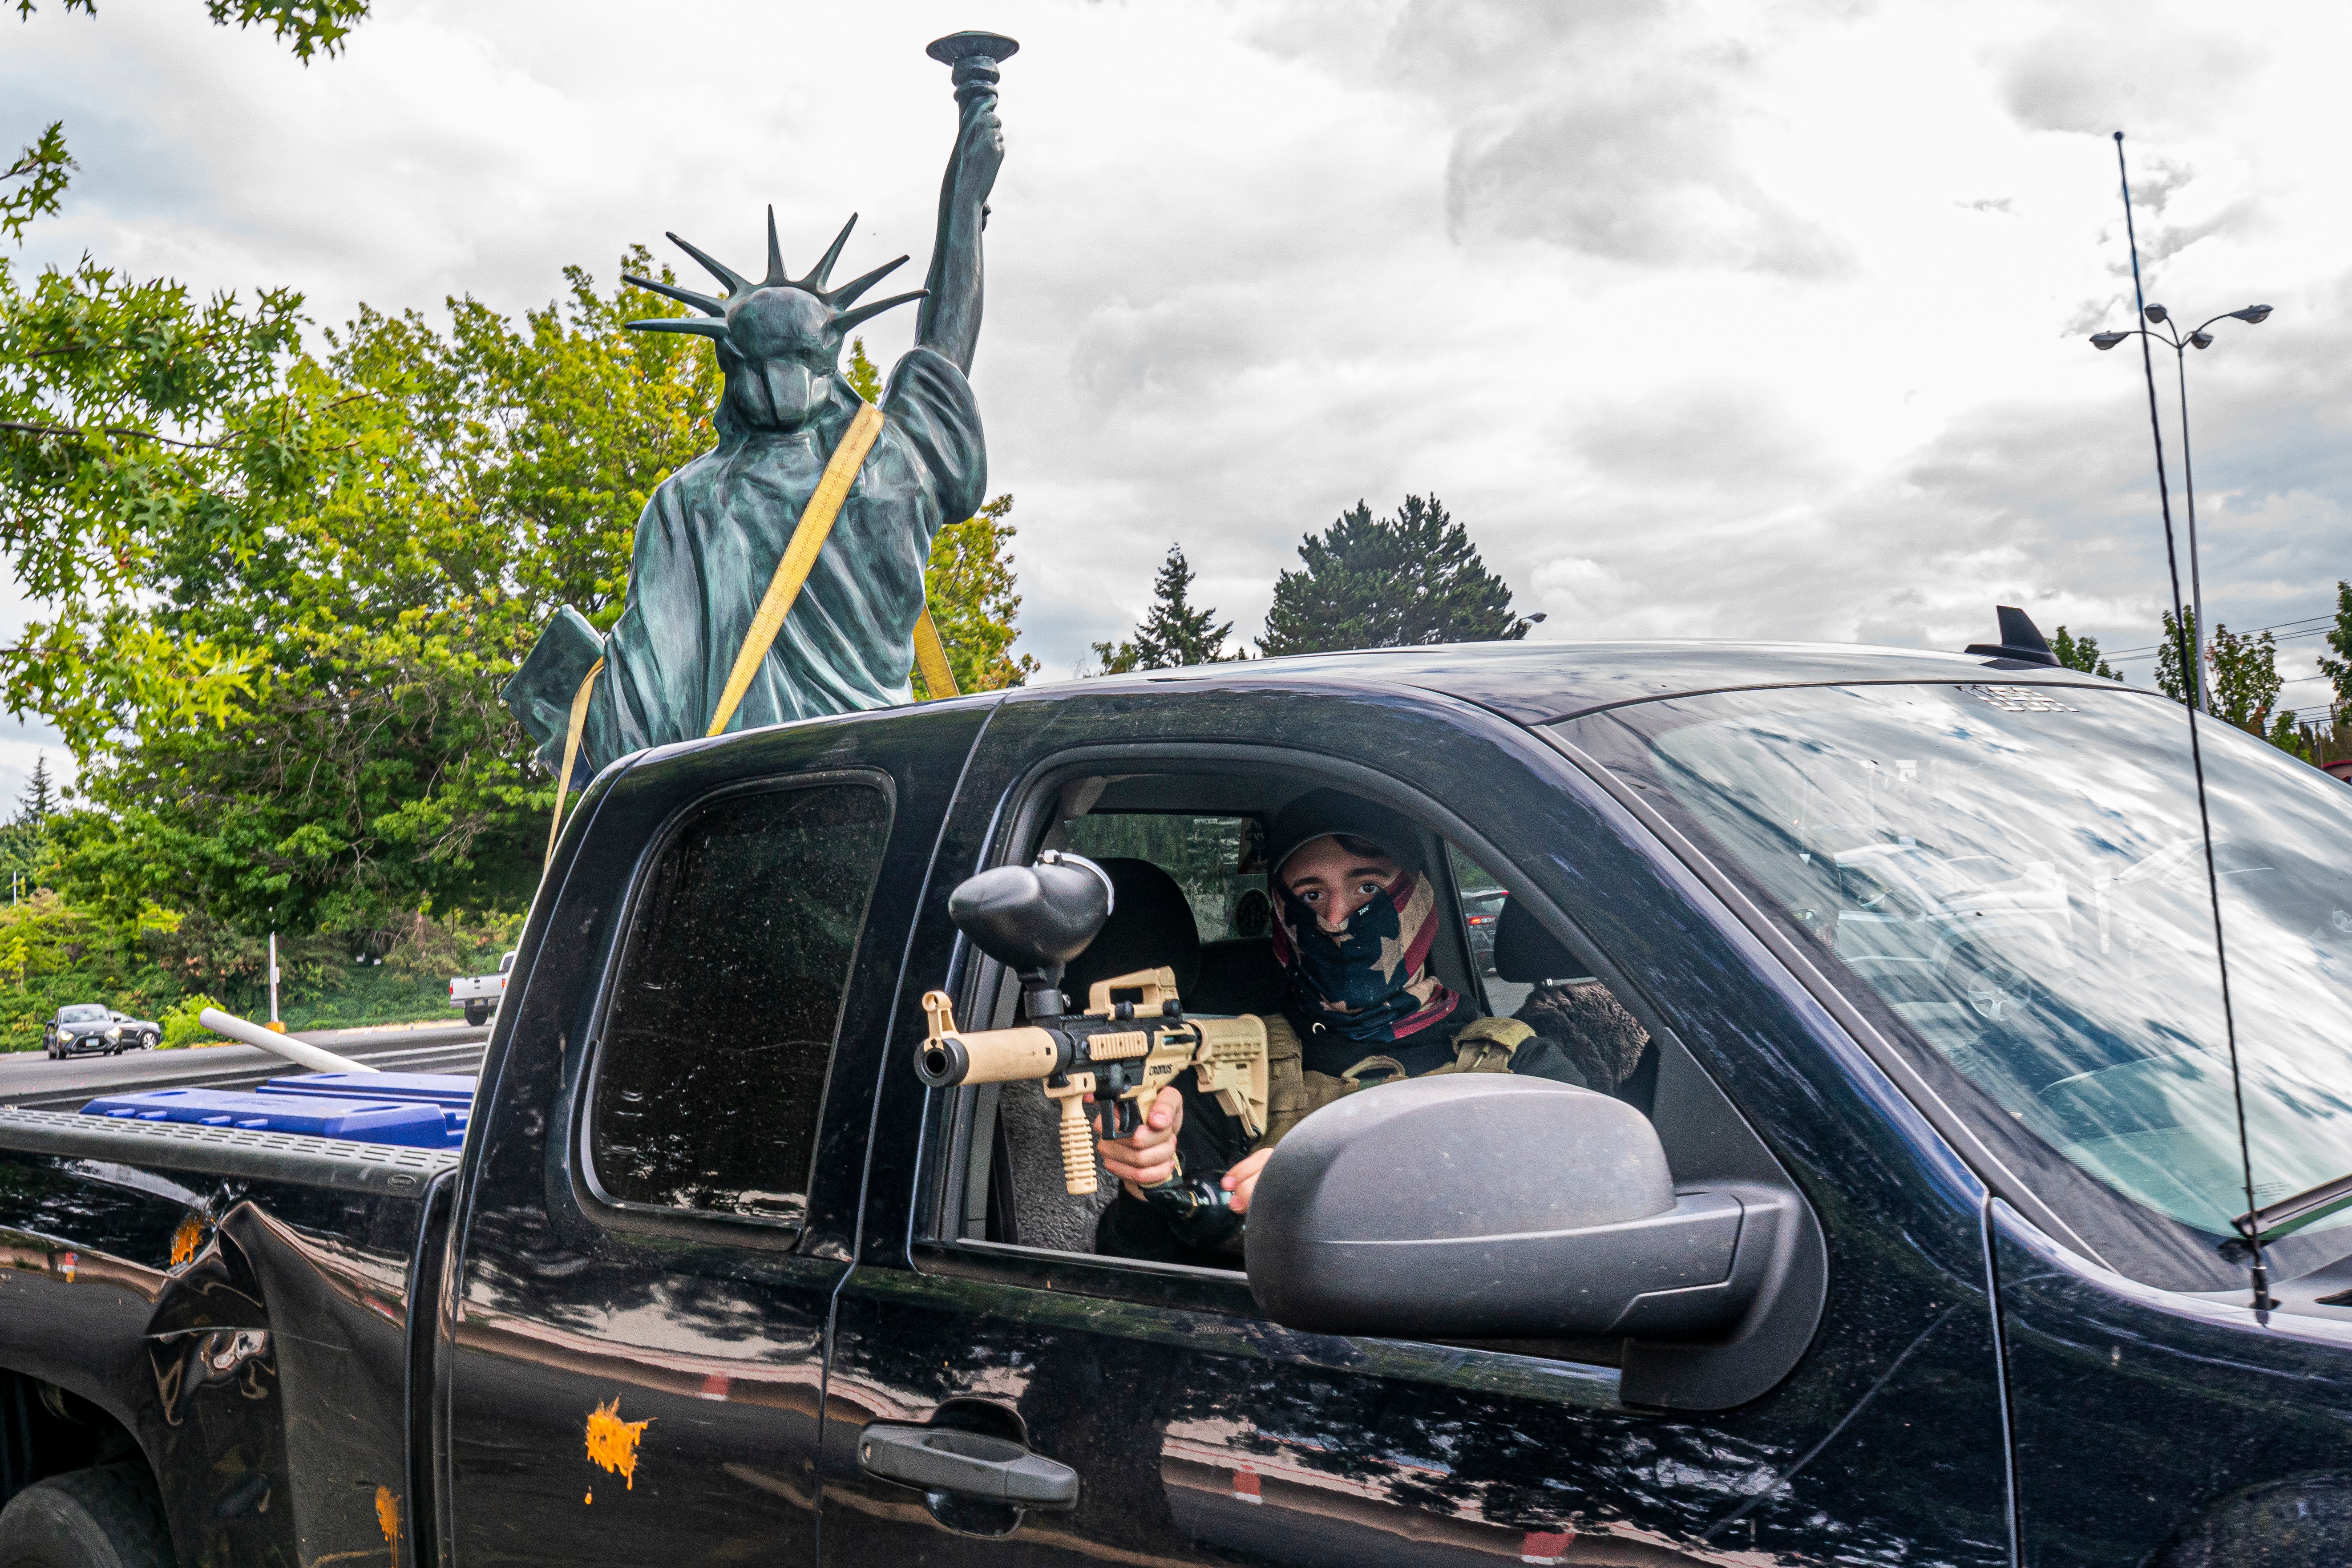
[2104,609,2340,660]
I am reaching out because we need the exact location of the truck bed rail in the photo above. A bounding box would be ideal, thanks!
[0,1105,459,1196]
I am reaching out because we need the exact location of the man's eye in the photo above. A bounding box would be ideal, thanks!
[1357,882,1381,896]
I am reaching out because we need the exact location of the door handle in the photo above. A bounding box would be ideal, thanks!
[857,1423,1079,1510]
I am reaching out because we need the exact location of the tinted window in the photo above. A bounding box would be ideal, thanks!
[590,780,890,1224]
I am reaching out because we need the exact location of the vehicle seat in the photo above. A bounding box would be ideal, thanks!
[998,858,1202,1253]
[1062,858,1202,1006]
[1193,938,1286,1016]
[1494,899,1656,1106]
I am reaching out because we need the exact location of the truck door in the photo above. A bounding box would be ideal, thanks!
[815,683,2016,1568]
[439,703,991,1568]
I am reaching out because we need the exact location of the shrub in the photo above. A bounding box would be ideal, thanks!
[160,993,225,1050]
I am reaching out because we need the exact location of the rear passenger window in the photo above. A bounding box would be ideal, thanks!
[589,780,890,1225]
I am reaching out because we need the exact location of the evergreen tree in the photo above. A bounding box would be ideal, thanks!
[1259,494,1529,656]
[2050,626,2121,680]
[2154,608,2199,705]
[1130,546,1233,668]
[15,755,52,826]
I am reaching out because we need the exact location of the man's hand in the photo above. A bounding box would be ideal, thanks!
[1222,1148,1274,1215]
[1100,1086,1184,1197]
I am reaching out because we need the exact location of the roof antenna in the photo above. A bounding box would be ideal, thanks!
[2112,131,2271,1314]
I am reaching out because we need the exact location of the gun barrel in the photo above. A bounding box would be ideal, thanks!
[915,1025,1063,1087]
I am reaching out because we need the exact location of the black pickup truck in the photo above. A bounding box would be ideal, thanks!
[9,643,2352,1568]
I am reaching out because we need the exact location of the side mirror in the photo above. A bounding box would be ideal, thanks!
[946,852,1114,1018]
[1245,1076,1793,1346]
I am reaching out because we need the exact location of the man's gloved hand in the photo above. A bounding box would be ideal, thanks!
[1099,1085,1184,1197]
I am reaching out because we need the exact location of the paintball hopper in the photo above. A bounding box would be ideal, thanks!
[947,851,1114,1018]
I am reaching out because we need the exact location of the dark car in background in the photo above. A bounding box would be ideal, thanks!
[1461,884,1507,971]
[42,1004,158,1059]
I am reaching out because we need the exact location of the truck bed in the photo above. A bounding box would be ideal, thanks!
[0,1107,456,1568]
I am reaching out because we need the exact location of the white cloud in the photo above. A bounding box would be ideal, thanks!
[4,0,2349,696]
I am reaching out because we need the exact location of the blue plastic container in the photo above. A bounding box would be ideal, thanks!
[79,1087,461,1148]
[258,1072,477,1111]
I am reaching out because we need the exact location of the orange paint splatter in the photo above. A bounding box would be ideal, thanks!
[583,1492,593,1506]
[584,1396,652,1490]
[375,1486,400,1561]
[170,1214,205,1268]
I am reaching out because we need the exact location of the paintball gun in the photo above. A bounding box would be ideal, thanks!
[915,852,1269,1196]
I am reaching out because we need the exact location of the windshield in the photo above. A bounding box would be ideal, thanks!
[1564,681,2352,1288]
[58,1005,106,1023]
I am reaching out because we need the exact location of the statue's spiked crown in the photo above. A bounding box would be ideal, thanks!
[624,210,924,360]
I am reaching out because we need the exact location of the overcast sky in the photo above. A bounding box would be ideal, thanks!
[5,0,2350,806]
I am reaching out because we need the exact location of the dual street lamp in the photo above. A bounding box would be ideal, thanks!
[2091,302,2273,712]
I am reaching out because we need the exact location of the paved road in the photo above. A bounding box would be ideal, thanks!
[0,1023,490,1110]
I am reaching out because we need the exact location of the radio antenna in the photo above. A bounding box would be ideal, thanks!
[2111,131,2270,1312]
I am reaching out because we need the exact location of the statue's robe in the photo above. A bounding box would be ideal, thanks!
[504,347,984,781]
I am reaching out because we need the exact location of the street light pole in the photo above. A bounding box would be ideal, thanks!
[2092,302,2272,711]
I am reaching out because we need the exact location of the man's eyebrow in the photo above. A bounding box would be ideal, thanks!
[1343,863,1391,880]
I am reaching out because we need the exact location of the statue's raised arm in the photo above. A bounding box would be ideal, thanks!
[916,32,1015,374]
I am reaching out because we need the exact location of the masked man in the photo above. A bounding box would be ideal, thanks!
[1093,790,1630,1266]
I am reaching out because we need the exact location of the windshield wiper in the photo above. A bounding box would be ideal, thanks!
[2235,1170,2352,1245]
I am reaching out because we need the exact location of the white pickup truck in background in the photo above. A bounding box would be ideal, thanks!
[449,949,516,1026]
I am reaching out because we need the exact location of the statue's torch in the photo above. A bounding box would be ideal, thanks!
[926,29,1018,106]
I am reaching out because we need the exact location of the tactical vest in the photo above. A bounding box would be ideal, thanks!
[1255,1012,1536,1152]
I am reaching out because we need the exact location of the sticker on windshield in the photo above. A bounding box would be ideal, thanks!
[1963,685,2077,713]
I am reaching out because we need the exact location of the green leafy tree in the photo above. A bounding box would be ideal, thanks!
[2207,622,2285,737]
[925,495,1039,692]
[1259,494,1530,656]
[1,122,71,244]
[2051,626,2121,680]
[1131,545,1233,668]
[15,0,370,61]
[2315,580,2352,711]
[844,338,1034,693]
[17,258,715,937]
[1087,639,1143,676]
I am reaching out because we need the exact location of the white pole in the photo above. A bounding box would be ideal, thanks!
[268,932,281,1029]
[199,1008,376,1075]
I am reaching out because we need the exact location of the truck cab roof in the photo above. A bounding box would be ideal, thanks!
[1054,639,2109,725]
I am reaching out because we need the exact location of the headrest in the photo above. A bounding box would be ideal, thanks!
[1267,788,1423,878]
[1494,897,1580,985]
[1062,857,1202,1004]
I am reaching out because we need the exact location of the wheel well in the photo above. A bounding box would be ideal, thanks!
[0,1370,146,1515]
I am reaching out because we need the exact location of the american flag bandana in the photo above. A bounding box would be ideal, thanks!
[1271,869,1459,1044]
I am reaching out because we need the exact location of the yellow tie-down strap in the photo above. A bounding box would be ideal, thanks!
[708,402,888,737]
[546,657,604,869]
[914,604,959,699]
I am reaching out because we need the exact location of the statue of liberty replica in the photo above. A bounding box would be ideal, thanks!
[503,33,1012,789]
